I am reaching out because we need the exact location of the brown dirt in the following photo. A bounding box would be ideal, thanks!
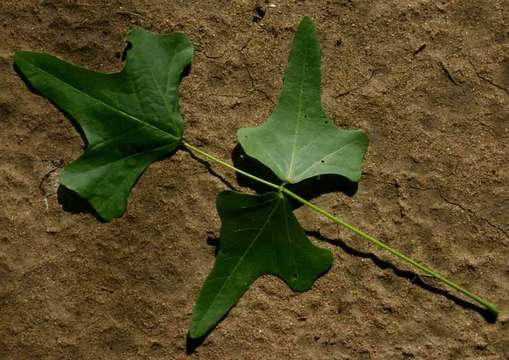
[1,0,509,359]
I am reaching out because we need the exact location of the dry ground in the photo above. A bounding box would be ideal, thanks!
[0,0,508,359]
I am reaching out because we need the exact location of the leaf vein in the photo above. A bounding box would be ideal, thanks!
[286,59,307,181]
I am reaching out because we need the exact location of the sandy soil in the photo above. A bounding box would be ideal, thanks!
[1,0,508,359]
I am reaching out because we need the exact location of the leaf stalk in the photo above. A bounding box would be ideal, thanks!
[182,140,499,318]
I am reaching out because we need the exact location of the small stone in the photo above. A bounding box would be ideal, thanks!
[46,227,59,234]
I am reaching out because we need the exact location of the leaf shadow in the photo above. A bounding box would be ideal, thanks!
[206,235,220,256]
[306,230,498,323]
[186,332,210,354]
[182,146,239,191]
[231,144,358,208]
[56,185,105,221]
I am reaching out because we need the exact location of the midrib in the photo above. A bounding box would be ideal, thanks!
[286,59,307,181]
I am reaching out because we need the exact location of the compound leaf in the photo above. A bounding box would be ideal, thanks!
[189,190,333,338]
[15,28,193,221]
[237,17,368,184]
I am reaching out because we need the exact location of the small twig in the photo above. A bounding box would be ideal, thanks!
[413,44,426,56]
[440,62,458,85]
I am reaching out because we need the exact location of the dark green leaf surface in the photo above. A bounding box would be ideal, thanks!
[189,191,333,338]
[237,17,368,184]
[15,29,193,220]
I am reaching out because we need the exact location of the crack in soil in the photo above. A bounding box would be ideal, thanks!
[468,59,509,96]
[407,184,509,242]
[335,69,376,98]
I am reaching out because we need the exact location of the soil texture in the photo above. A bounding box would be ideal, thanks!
[1,0,508,359]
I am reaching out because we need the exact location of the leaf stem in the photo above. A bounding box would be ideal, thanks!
[281,187,499,318]
[182,141,281,191]
[181,140,499,318]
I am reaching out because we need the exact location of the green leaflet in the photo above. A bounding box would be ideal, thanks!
[15,29,193,221]
[237,17,368,184]
[189,191,333,338]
